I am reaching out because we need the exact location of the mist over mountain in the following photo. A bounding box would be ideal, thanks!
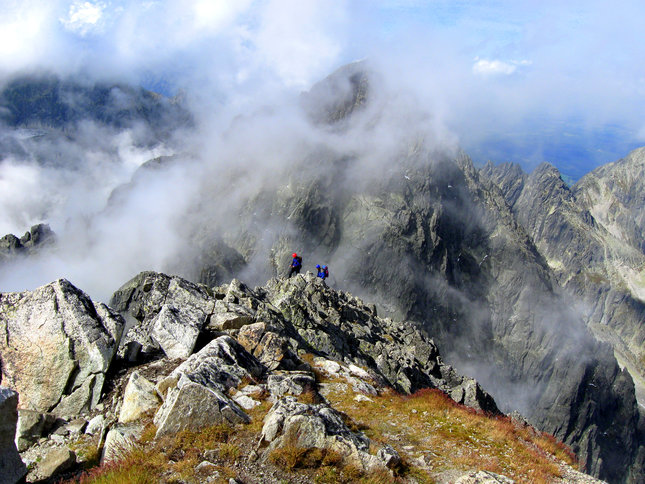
[1,61,645,483]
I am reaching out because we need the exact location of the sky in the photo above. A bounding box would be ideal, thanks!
[1,0,644,179]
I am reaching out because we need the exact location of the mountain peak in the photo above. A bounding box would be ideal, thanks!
[300,60,372,125]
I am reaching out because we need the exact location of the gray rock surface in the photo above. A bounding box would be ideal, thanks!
[203,67,644,481]
[376,444,401,469]
[454,470,515,484]
[157,335,264,397]
[257,274,498,413]
[0,387,27,484]
[0,279,124,415]
[118,371,161,423]
[260,396,382,471]
[154,379,249,438]
[267,371,317,399]
[153,335,260,438]
[85,414,105,436]
[0,224,55,264]
[36,447,76,481]
[15,410,57,451]
[481,158,645,482]
[110,271,215,359]
[102,422,144,463]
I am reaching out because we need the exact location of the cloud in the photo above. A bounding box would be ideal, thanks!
[637,125,645,142]
[60,1,106,36]
[0,1,59,74]
[253,0,348,88]
[472,58,531,77]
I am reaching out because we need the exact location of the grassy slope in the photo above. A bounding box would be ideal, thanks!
[70,370,577,484]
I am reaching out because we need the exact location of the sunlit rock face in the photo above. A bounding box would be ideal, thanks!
[0,279,124,416]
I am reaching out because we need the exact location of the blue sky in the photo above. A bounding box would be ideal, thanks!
[1,0,644,179]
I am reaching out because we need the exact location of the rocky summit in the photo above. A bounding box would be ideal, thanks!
[0,272,601,483]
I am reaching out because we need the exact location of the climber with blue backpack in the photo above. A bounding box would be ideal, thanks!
[288,253,303,278]
[316,264,329,281]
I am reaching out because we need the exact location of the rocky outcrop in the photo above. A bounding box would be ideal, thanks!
[480,160,645,482]
[454,470,515,484]
[572,148,645,393]
[0,269,605,482]
[575,147,645,255]
[0,279,124,415]
[154,377,249,438]
[36,447,76,481]
[480,161,526,207]
[110,271,497,414]
[0,387,27,484]
[267,371,317,399]
[153,335,261,438]
[213,273,498,413]
[157,335,264,395]
[483,159,645,385]
[0,223,55,263]
[259,396,383,472]
[103,423,144,463]
[109,271,214,359]
[300,61,371,126]
[15,410,57,451]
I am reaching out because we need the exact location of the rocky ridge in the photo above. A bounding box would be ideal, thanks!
[0,271,596,483]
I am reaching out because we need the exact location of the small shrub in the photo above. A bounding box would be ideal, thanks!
[269,445,343,471]
[269,444,308,470]
[342,462,364,481]
[172,455,200,480]
[76,446,164,484]
[138,422,157,444]
[314,466,341,484]
[297,388,321,404]
[361,467,396,484]
[219,442,241,462]
[321,448,344,466]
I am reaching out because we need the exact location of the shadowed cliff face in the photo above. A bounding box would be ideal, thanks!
[482,154,645,401]
[481,155,645,483]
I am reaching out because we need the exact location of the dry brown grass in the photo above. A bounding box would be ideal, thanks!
[76,446,166,484]
[323,385,576,483]
[74,372,576,484]
[72,419,244,484]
